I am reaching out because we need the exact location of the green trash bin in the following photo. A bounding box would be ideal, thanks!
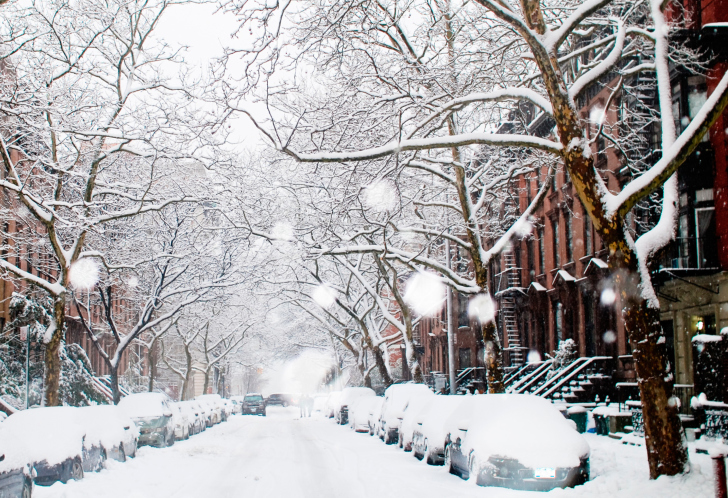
[567,406,588,433]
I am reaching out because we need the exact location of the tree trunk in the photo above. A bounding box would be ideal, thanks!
[148,340,157,393]
[43,294,66,406]
[482,321,505,393]
[372,344,393,387]
[611,240,688,477]
[109,364,121,405]
[181,344,193,401]
[203,369,210,395]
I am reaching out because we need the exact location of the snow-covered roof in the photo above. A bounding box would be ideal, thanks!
[552,269,576,286]
[528,281,547,292]
[692,334,723,343]
[584,258,609,276]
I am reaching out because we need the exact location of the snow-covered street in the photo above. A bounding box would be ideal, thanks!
[34,408,714,498]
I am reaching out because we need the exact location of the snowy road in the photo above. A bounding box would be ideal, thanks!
[36,408,713,498]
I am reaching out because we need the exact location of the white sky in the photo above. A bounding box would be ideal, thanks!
[155,2,265,151]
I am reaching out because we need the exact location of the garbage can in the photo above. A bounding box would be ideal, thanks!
[567,405,588,433]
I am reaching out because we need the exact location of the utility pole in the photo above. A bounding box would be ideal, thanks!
[24,326,29,409]
[445,239,456,394]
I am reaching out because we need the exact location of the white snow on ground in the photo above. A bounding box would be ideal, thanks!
[35,407,714,498]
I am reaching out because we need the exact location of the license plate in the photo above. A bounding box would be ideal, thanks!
[534,468,556,479]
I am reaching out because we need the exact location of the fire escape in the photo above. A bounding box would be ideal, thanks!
[498,250,524,367]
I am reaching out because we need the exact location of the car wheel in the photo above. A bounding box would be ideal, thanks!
[424,440,433,464]
[444,444,455,476]
[21,478,31,498]
[468,452,483,485]
[71,458,84,481]
[119,445,126,463]
[98,449,107,471]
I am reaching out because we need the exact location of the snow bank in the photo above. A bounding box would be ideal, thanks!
[692,334,723,343]
[454,394,590,469]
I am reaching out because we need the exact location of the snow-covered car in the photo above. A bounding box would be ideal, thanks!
[379,383,433,444]
[265,393,294,408]
[240,393,265,416]
[79,405,139,461]
[367,397,385,436]
[119,393,176,448]
[221,399,234,420]
[170,403,190,440]
[323,392,341,418]
[311,394,329,417]
[443,394,590,490]
[1,407,103,485]
[178,401,203,435]
[334,387,376,425]
[191,400,210,428]
[397,389,435,451]
[0,429,33,497]
[412,395,466,464]
[195,395,224,424]
[229,396,245,414]
[348,396,381,433]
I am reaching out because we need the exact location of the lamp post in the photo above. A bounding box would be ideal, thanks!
[445,239,456,395]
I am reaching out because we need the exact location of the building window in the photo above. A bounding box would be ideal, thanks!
[565,211,573,263]
[551,217,560,268]
[538,227,545,275]
[457,294,469,327]
[695,206,717,268]
[584,215,593,256]
[555,302,563,343]
[458,348,472,369]
[527,238,535,274]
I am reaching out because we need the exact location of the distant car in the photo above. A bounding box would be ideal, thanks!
[79,405,138,461]
[323,392,341,418]
[1,407,103,485]
[191,400,210,429]
[195,395,224,424]
[229,397,244,414]
[170,404,190,440]
[265,393,294,408]
[241,394,266,416]
[348,396,381,433]
[367,397,385,436]
[0,429,33,497]
[412,395,466,464]
[379,383,433,444]
[178,401,204,435]
[334,387,376,425]
[443,394,590,490]
[397,390,435,451]
[119,393,175,448]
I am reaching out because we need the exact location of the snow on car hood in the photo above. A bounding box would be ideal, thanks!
[459,394,590,469]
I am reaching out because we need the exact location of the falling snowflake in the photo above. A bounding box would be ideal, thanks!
[589,106,605,125]
[468,294,496,324]
[69,258,99,290]
[271,222,294,241]
[603,330,616,344]
[514,219,532,237]
[363,180,397,213]
[128,275,139,288]
[600,288,616,306]
[404,272,445,316]
[312,284,337,308]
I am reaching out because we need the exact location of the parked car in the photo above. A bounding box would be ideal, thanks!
[0,430,33,497]
[221,399,233,421]
[191,400,211,428]
[379,383,433,444]
[1,407,102,485]
[170,404,190,441]
[229,396,244,414]
[119,393,175,448]
[367,397,385,436]
[195,395,224,424]
[323,392,341,418]
[79,405,138,461]
[348,396,381,433]
[178,401,204,435]
[412,395,466,464]
[241,394,266,416]
[334,387,376,425]
[443,394,590,490]
[397,390,435,451]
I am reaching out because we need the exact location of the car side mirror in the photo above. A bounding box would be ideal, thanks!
[457,420,469,432]
[123,425,130,430]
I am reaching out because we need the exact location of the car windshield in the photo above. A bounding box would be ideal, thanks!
[245,395,263,402]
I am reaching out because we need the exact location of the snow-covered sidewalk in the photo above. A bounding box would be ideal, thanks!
[35,408,714,498]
